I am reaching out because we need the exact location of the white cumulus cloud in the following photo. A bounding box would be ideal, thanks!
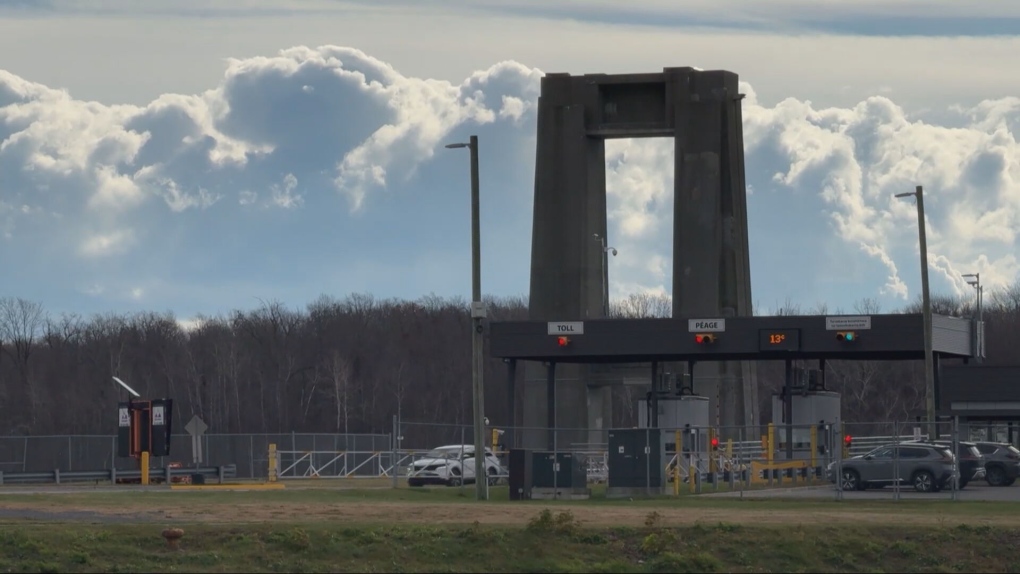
[1,45,1018,315]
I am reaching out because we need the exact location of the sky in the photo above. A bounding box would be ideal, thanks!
[1,0,1019,326]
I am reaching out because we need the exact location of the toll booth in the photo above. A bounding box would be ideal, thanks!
[118,398,173,458]
[771,390,840,461]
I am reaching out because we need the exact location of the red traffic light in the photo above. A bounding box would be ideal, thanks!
[844,435,853,445]
[695,333,717,344]
[710,437,719,450]
[557,336,570,347]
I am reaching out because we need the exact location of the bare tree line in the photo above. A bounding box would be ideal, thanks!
[0,281,1017,436]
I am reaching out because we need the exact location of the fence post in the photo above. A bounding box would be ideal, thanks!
[67,436,72,471]
[893,422,901,501]
[952,416,960,501]
[391,415,399,489]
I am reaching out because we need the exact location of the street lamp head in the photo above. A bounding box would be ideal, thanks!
[894,191,915,198]
[445,142,469,149]
[609,247,618,256]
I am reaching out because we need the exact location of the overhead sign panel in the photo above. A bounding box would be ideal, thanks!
[688,319,725,332]
[548,321,584,335]
[825,316,872,331]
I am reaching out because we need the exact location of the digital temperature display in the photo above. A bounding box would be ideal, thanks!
[759,329,801,351]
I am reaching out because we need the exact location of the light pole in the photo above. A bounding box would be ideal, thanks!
[592,233,617,317]
[445,135,487,501]
[962,272,983,363]
[895,185,936,439]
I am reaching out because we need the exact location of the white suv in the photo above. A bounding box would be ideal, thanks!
[406,444,503,487]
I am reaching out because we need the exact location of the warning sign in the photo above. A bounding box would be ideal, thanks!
[152,405,165,426]
[119,407,130,427]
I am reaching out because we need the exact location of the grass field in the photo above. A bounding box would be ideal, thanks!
[3,484,1020,572]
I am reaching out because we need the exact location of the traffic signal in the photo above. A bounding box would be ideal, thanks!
[557,336,570,347]
[710,437,719,451]
[694,333,717,344]
[836,331,857,342]
[842,434,852,458]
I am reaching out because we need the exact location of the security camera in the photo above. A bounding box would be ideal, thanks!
[610,248,618,256]
[484,417,490,425]
[593,233,600,239]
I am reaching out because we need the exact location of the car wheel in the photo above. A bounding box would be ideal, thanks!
[841,469,861,491]
[912,470,935,493]
[447,468,462,487]
[986,466,1008,487]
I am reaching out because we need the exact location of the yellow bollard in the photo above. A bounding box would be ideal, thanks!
[141,451,150,486]
[689,463,696,493]
[767,423,775,465]
[268,443,278,482]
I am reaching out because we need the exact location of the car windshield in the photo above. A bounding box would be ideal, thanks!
[424,448,469,460]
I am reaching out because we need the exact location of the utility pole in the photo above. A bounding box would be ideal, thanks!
[896,185,936,439]
[446,135,487,500]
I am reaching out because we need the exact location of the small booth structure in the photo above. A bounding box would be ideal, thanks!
[117,398,173,484]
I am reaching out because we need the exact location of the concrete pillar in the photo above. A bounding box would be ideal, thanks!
[668,69,758,438]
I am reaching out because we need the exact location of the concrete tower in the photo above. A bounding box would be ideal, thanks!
[522,68,758,448]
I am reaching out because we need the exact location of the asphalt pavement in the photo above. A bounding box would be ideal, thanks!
[701,482,1020,501]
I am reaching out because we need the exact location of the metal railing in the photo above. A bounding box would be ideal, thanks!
[0,464,236,485]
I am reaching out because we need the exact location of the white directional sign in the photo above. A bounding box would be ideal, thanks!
[152,406,165,426]
[185,415,209,464]
[185,415,208,436]
[688,319,726,332]
[825,316,872,330]
[118,408,130,427]
[548,321,584,335]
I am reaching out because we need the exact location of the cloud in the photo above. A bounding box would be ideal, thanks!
[602,82,1020,305]
[1,44,1019,319]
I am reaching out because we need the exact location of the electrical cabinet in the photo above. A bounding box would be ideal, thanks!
[531,452,585,489]
[608,428,667,488]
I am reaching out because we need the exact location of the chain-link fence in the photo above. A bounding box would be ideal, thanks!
[0,417,990,498]
[397,417,983,500]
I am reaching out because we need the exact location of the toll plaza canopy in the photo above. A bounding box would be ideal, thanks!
[489,313,979,363]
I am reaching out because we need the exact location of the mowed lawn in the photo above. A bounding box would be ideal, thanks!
[3,484,1020,572]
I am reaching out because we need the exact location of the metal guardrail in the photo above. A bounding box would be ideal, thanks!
[0,464,237,486]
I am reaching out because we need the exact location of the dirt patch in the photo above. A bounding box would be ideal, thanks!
[1,499,1016,527]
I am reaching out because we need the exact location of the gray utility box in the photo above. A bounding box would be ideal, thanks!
[531,452,586,489]
[638,395,710,430]
[607,428,669,497]
[772,390,841,461]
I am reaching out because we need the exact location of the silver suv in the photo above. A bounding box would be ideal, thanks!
[972,441,1020,487]
[826,443,955,492]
